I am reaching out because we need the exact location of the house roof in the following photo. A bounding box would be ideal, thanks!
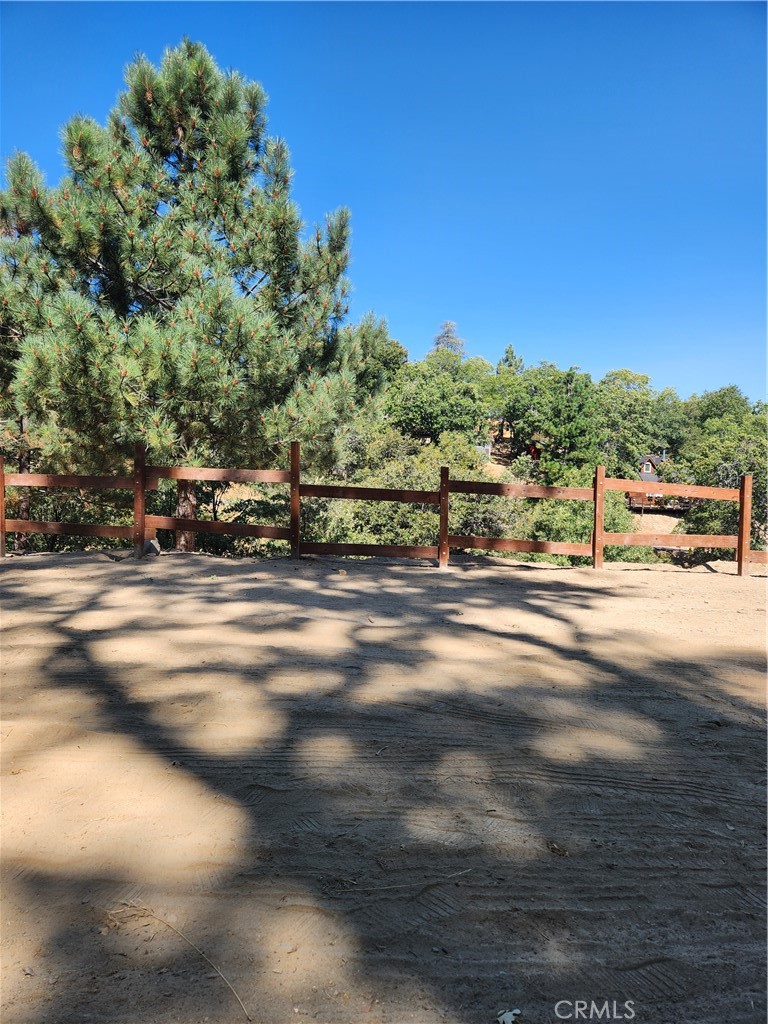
[639,454,663,468]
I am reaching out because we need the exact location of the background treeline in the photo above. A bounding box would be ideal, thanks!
[1,42,764,563]
[2,320,764,565]
[292,330,766,566]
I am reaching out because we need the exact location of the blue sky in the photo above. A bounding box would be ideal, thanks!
[1,1,765,401]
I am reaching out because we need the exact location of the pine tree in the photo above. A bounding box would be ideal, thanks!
[432,321,465,357]
[1,40,388,548]
[503,362,600,477]
[497,343,524,375]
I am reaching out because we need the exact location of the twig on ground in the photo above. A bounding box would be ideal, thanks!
[118,901,252,1022]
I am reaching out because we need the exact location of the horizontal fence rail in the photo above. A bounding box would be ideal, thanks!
[301,543,440,560]
[449,480,593,501]
[605,478,741,501]
[4,520,133,539]
[144,517,291,541]
[447,536,592,557]
[4,473,135,489]
[147,466,291,485]
[0,444,762,576]
[603,532,739,548]
[300,483,440,504]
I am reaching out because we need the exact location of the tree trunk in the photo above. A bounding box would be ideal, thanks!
[175,479,197,552]
[14,416,29,554]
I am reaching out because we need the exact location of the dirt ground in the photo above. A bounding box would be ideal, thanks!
[1,552,765,1024]
[629,513,682,535]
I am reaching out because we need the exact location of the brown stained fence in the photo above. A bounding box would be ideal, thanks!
[1,442,765,577]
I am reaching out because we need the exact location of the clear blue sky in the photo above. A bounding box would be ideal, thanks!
[2,1,765,401]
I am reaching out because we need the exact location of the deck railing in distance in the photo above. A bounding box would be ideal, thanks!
[0,445,762,576]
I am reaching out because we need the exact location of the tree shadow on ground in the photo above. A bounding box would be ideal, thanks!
[1,553,765,1024]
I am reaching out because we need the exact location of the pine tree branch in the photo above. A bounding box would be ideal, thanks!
[241,273,267,298]
[84,253,176,313]
[108,183,130,218]
[131,280,176,311]
[285,285,314,311]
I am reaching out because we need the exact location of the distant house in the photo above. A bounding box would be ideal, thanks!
[633,453,666,509]
[638,453,664,483]
[630,452,689,514]
[526,432,546,461]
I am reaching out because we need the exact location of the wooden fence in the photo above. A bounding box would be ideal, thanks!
[1,442,765,576]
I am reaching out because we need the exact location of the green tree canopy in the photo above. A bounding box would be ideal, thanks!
[595,369,656,476]
[385,355,488,444]
[503,361,600,477]
[647,387,691,456]
[689,385,753,426]
[353,318,407,395]
[658,387,767,550]
[1,40,388,479]
[497,344,524,375]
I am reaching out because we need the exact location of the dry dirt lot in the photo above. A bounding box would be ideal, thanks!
[1,552,766,1024]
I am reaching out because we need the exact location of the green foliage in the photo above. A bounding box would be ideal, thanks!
[690,385,753,424]
[486,345,525,436]
[497,344,524,375]
[1,40,391,476]
[302,426,519,549]
[595,369,656,477]
[385,357,488,443]
[351,315,407,395]
[501,362,600,476]
[3,485,133,552]
[648,387,693,455]
[521,467,654,565]
[666,392,767,553]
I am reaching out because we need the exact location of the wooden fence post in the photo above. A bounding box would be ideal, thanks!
[290,441,301,559]
[592,465,605,569]
[0,456,6,559]
[737,474,753,577]
[133,443,146,559]
[439,466,450,569]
